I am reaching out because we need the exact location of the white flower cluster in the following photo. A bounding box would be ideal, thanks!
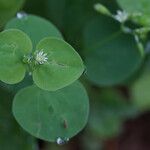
[114,10,128,23]
[35,50,48,64]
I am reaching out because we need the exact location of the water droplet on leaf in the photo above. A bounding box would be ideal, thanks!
[56,137,69,145]
[16,11,27,19]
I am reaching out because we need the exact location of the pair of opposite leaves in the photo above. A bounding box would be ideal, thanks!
[0,29,84,91]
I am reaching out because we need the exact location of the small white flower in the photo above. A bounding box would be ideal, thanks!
[114,10,128,23]
[35,50,48,64]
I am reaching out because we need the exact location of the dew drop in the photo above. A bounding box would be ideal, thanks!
[16,11,27,19]
[56,137,69,145]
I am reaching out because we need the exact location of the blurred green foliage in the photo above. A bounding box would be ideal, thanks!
[0,0,25,28]
[1,0,150,149]
[0,87,37,150]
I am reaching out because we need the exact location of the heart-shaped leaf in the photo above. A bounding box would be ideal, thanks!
[33,38,84,91]
[13,81,89,142]
[84,17,143,86]
[0,29,32,84]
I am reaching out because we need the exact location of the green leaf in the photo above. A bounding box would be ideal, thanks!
[84,17,143,86]
[0,29,32,84]
[13,81,89,142]
[0,0,25,27]
[33,38,84,91]
[117,0,150,26]
[131,72,150,109]
[5,15,63,49]
[131,69,150,110]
